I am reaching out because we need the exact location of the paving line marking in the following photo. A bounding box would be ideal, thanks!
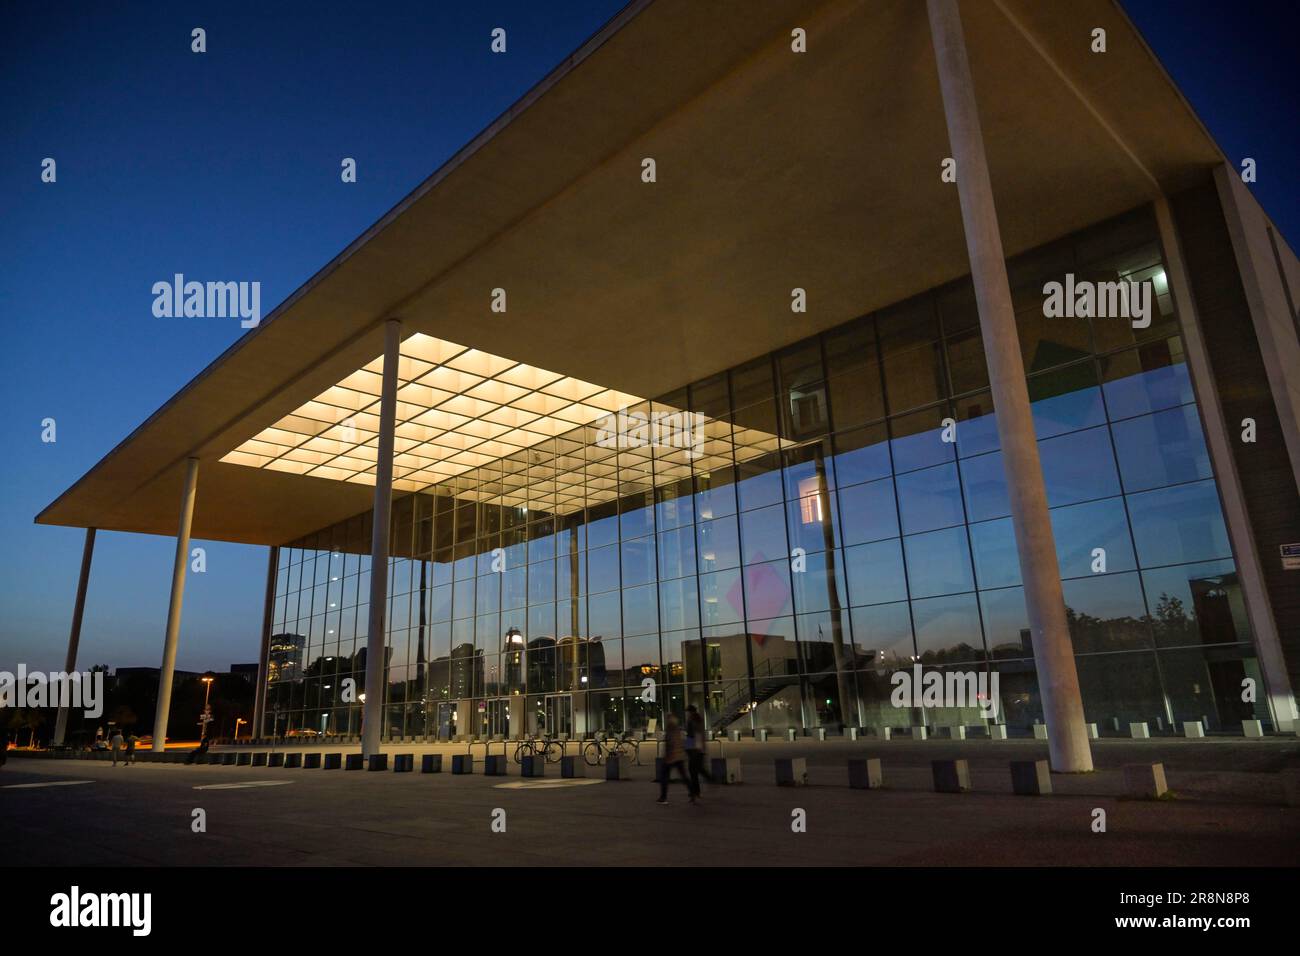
[194,780,296,790]
[492,779,605,790]
[2,780,95,789]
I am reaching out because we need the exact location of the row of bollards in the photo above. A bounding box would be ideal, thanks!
[774,756,1180,800]
[127,747,1299,806]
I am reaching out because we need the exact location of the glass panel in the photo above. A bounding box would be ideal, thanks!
[1100,337,1194,420]
[911,593,984,663]
[895,462,965,535]
[1111,404,1213,494]
[844,538,908,607]
[903,527,974,598]
[1143,560,1250,646]
[1128,480,1232,568]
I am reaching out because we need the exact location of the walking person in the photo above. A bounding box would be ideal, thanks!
[656,712,694,804]
[0,728,9,768]
[124,734,137,766]
[685,705,713,800]
[110,729,125,767]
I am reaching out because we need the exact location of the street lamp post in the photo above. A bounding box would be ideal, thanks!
[199,675,214,743]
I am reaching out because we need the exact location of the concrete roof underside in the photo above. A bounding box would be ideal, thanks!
[37,0,1226,546]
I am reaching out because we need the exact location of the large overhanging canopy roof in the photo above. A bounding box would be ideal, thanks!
[221,331,778,514]
[37,0,1227,545]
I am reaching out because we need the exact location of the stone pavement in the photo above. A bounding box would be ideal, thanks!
[3,737,1296,866]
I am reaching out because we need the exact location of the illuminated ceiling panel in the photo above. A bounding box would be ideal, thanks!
[221,333,784,513]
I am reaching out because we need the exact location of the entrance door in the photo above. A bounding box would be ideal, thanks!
[543,694,573,737]
[483,699,509,738]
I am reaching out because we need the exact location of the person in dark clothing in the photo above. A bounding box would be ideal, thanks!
[184,734,211,765]
[657,713,694,804]
[684,705,713,799]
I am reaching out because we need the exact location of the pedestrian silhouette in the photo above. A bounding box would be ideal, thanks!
[657,713,694,804]
[110,730,125,766]
[685,704,713,800]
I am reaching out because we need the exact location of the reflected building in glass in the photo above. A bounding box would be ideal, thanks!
[261,207,1289,740]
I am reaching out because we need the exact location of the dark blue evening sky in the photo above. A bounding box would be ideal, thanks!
[1,1,1295,675]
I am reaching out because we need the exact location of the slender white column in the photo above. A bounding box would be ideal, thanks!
[1154,196,1298,731]
[151,457,200,752]
[927,0,1091,770]
[252,545,280,740]
[53,527,96,746]
[362,319,401,758]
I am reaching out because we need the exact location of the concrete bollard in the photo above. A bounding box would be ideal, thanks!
[1182,721,1204,738]
[1085,723,1099,739]
[988,725,1007,740]
[268,753,285,768]
[1123,762,1168,799]
[344,754,364,771]
[728,730,741,743]
[710,756,742,784]
[284,753,303,768]
[1242,719,1263,738]
[606,755,630,780]
[847,758,883,790]
[236,752,251,766]
[451,754,474,774]
[814,727,827,741]
[393,754,414,773]
[323,753,342,770]
[302,752,321,769]
[786,728,798,742]
[560,755,585,778]
[912,726,927,740]
[943,726,967,740]
[931,759,971,793]
[1129,722,1150,739]
[521,755,546,778]
[878,727,892,741]
[756,729,769,742]
[252,752,268,767]
[483,755,507,776]
[1009,760,1052,796]
[775,757,807,786]
[1032,724,1048,740]
[367,754,389,772]
[222,753,238,765]
[847,727,859,741]
[421,754,442,773]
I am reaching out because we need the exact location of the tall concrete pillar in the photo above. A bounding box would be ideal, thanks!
[926,0,1091,771]
[252,545,279,740]
[53,527,96,746]
[361,319,401,758]
[151,457,200,752]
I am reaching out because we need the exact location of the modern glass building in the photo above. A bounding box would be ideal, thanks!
[262,207,1268,741]
[38,0,1300,762]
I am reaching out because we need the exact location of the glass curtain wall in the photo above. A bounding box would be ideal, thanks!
[263,206,1268,739]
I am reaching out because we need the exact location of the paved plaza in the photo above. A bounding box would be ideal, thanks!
[4,738,1297,867]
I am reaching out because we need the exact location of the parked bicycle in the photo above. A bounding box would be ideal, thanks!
[582,730,639,766]
[513,734,564,764]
